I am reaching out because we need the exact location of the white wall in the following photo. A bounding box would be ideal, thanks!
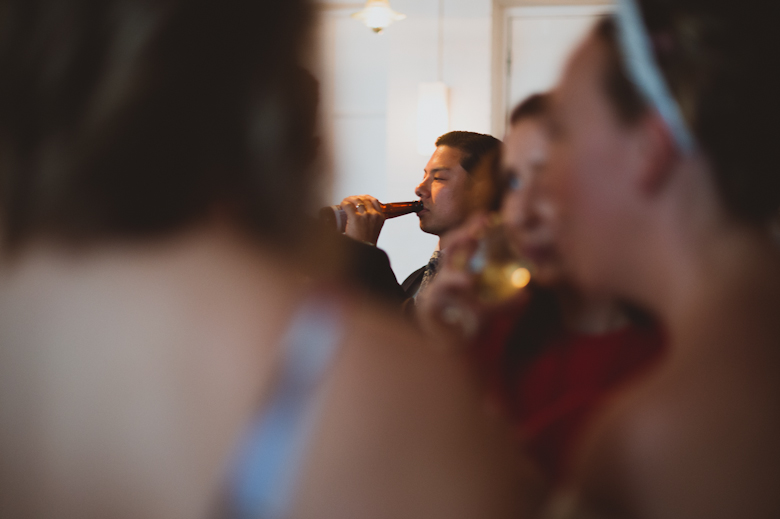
[317,0,496,282]
[315,6,390,204]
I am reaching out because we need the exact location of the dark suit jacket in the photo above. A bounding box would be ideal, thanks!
[322,218,427,310]
[338,229,430,307]
[338,235,407,304]
[401,266,426,300]
[398,265,426,317]
[313,215,419,306]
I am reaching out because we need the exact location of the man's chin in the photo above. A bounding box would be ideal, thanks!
[419,221,440,236]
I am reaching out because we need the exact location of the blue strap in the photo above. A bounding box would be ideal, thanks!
[227,297,343,519]
[615,0,696,153]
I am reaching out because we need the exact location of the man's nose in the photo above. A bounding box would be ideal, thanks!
[415,180,429,199]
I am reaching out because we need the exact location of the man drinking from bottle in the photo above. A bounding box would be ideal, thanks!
[341,131,503,304]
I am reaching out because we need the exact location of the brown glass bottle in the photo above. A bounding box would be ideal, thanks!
[319,200,423,233]
[378,200,424,218]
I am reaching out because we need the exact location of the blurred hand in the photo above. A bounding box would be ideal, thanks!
[418,213,532,348]
[340,195,385,246]
[416,214,492,347]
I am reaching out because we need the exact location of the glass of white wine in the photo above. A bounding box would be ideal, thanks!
[434,215,533,339]
[466,217,533,304]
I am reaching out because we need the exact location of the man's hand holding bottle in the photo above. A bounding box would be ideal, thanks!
[339,195,386,246]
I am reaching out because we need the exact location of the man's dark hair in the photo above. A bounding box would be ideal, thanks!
[435,131,501,174]
[510,93,549,125]
[0,0,315,251]
[434,131,503,211]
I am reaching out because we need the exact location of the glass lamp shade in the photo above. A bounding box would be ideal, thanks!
[351,0,406,33]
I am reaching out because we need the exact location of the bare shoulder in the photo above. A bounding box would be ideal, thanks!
[569,339,780,519]
[292,297,545,519]
[0,236,306,517]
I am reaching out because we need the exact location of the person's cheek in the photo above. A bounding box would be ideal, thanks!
[544,152,564,201]
[436,182,450,208]
[501,190,521,230]
[502,193,525,253]
[431,182,441,202]
[546,153,575,239]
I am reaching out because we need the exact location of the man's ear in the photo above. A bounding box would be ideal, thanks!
[633,113,677,194]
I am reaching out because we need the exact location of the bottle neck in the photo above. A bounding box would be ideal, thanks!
[381,201,423,218]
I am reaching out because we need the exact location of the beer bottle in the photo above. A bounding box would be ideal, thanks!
[319,200,423,233]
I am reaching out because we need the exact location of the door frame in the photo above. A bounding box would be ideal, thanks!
[490,0,613,137]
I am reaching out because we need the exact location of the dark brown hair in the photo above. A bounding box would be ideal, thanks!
[435,131,503,211]
[595,1,780,224]
[509,93,549,126]
[435,131,502,175]
[0,0,316,251]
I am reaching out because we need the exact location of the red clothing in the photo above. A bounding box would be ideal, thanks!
[473,309,665,485]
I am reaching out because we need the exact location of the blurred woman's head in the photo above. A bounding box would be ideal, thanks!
[501,94,565,287]
[544,0,780,296]
[0,0,317,253]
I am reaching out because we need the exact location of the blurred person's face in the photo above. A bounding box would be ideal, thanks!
[544,34,648,293]
[415,146,474,239]
[501,117,565,287]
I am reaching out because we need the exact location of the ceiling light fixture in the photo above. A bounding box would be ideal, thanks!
[351,0,406,34]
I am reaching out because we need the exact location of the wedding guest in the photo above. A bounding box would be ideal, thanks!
[541,0,780,516]
[417,93,665,487]
[0,1,538,517]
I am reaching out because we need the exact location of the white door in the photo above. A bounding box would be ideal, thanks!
[505,5,612,122]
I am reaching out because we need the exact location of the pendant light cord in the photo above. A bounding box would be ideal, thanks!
[437,0,444,82]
